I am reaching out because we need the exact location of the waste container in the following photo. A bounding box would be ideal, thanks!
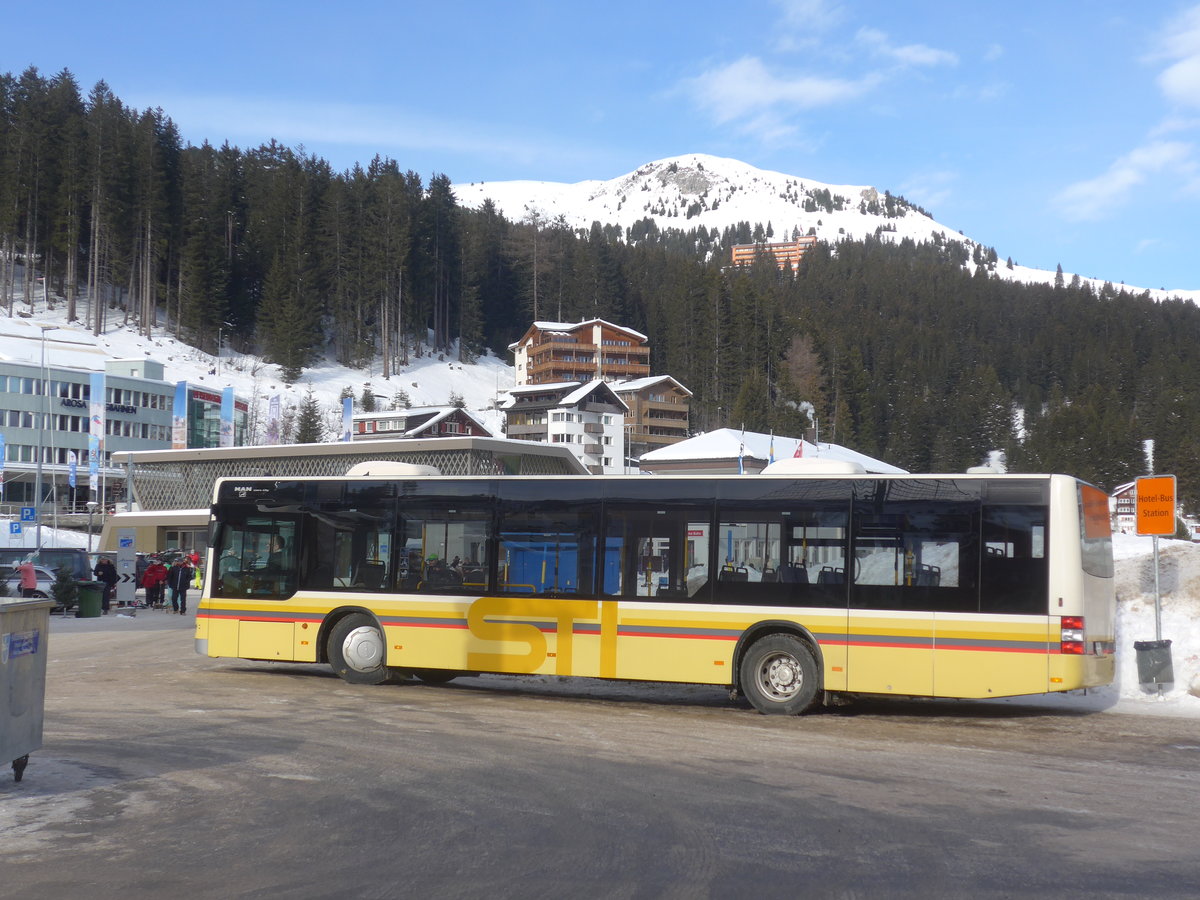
[75,581,104,618]
[1134,639,1174,688]
[1,598,52,782]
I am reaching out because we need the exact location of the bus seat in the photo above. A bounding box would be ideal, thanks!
[915,565,941,587]
[779,564,809,584]
[817,566,844,584]
[357,562,386,590]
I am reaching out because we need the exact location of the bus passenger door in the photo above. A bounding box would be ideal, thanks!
[846,495,935,697]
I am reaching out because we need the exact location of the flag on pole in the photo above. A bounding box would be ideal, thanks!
[266,394,281,444]
[89,372,106,488]
[737,425,746,475]
[794,438,804,458]
[769,430,776,465]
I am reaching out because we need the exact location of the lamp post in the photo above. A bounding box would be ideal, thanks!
[86,500,98,553]
[34,324,54,555]
[216,321,234,377]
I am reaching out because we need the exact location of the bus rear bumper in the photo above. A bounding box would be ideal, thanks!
[195,637,209,657]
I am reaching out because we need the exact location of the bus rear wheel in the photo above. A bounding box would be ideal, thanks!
[328,614,388,685]
[739,634,819,715]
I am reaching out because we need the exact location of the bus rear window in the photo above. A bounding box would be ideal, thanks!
[1079,484,1114,579]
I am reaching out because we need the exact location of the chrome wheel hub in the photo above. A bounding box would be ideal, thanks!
[342,625,383,671]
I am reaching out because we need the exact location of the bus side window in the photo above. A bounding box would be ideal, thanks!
[980,505,1048,614]
[396,507,491,595]
[602,506,709,601]
[497,506,598,597]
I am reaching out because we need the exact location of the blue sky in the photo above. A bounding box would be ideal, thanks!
[8,1,1200,291]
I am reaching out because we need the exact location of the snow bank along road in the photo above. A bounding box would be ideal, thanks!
[3,614,1200,898]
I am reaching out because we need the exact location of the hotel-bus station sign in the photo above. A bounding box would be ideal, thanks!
[1135,475,1177,536]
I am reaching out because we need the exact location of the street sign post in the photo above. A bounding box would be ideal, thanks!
[1135,474,1177,694]
[1135,475,1176,537]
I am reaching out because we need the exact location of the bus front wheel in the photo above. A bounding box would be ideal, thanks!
[328,614,388,685]
[739,634,819,715]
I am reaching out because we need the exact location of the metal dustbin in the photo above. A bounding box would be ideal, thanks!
[75,581,104,618]
[1134,639,1174,688]
[1,598,52,782]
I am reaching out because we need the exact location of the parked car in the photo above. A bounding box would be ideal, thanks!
[0,564,57,598]
[0,547,91,582]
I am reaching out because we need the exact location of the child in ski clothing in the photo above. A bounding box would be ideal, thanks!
[142,558,168,608]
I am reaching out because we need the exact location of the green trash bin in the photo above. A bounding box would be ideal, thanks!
[76,581,103,618]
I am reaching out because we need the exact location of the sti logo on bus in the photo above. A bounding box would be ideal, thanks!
[466,597,619,678]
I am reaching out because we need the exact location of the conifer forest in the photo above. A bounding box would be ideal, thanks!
[3,68,1199,502]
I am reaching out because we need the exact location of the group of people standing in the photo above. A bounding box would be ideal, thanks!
[137,551,199,615]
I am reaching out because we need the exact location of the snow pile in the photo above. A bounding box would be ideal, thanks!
[1110,533,1200,712]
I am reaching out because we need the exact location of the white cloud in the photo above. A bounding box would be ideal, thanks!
[772,0,844,33]
[136,94,576,168]
[680,56,877,132]
[898,170,958,212]
[1154,5,1200,108]
[1053,141,1196,221]
[769,0,845,52]
[856,27,958,68]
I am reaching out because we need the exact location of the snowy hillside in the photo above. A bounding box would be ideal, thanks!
[0,303,515,443]
[454,153,1200,304]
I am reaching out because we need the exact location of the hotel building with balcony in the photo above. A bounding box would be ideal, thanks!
[509,319,650,386]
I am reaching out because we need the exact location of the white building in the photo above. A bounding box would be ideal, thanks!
[500,380,629,474]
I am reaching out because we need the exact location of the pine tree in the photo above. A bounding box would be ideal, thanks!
[294,389,324,443]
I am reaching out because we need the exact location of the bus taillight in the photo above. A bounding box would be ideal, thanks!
[1060,616,1085,655]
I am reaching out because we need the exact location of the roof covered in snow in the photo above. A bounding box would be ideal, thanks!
[639,428,906,474]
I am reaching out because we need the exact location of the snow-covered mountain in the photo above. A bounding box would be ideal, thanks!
[455,153,1198,303]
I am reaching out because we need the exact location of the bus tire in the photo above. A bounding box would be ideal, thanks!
[328,614,388,685]
[739,634,820,716]
[412,669,457,685]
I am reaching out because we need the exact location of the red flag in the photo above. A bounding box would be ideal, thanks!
[794,440,803,458]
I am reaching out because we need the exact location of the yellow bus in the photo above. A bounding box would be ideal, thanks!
[195,469,1115,715]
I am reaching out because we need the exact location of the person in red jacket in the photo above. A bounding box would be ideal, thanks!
[142,557,168,609]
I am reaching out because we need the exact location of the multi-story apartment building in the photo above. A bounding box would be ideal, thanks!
[509,319,650,386]
[1,356,248,511]
[730,236,818,271]
[613,376,691,461]
[500,380,628,474]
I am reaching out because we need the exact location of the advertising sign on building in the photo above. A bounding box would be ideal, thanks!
[89,372,105,490]
[171,381,188,449]
[220,386,235,447]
